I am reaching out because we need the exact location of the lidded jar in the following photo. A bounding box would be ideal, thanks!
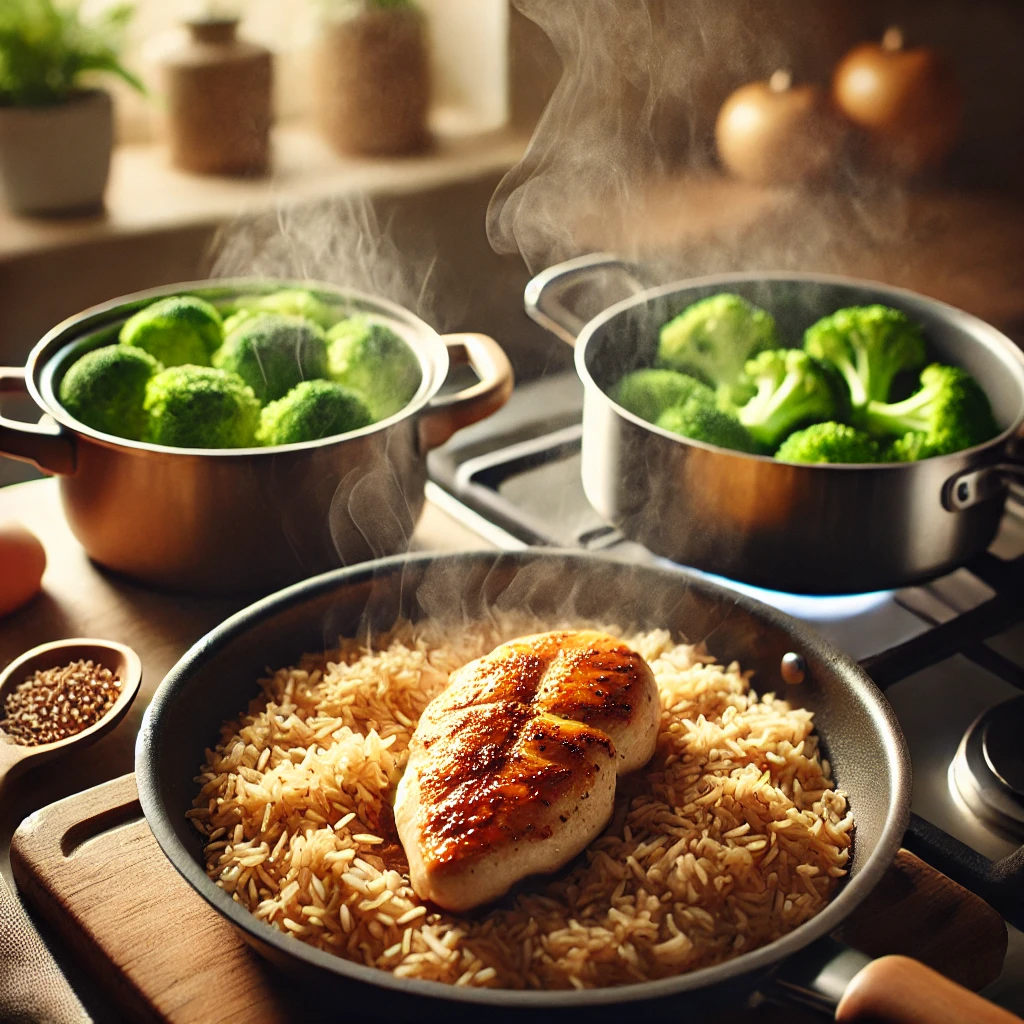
[158,17,272,176]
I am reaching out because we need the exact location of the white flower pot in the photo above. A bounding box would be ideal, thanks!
[0,90,113,215]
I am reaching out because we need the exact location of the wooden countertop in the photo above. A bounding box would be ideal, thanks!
[0,478,491,872]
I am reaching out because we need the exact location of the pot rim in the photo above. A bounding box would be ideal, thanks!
[574,269,1024,472]
[24,276,449,458]
[136,548,911,1009]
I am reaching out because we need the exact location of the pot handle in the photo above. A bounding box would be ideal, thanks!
[524,252,648,345]
[0,367,75,475]
[772,937,1022,1023]
[943,461,1024,511]
[418,334,514,452]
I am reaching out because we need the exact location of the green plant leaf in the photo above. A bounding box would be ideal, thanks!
[0,0,143,107]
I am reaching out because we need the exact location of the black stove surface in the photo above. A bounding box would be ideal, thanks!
[427,371,1024,1009]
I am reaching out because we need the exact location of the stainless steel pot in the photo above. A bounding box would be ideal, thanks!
[526,255,1024,594]
[0,279,513,594]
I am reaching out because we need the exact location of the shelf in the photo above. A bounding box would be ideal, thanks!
[0,117,530,263]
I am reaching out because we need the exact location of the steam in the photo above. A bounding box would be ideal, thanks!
[489,0,911,283]
[208,193,453,575]
[323,551,745,666]
[209,193,447,330]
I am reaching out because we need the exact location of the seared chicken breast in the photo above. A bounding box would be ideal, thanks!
[394,630,659,912]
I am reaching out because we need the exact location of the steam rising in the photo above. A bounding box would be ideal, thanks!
[209,194,450,572]
[318,551,747,668]
[210,194,448,331]
[489,1,914,286]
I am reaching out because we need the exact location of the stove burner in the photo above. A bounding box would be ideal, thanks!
[952,696,1024,838]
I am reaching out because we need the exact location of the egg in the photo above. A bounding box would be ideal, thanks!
[0,522,46,618]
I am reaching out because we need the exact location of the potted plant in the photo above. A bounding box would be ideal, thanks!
[0,0,143,215]
[312,0,430,157]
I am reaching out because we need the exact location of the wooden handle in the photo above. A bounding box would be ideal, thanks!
[836,956,1023,1024]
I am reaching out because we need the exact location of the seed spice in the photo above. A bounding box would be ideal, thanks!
[0,659,121,747]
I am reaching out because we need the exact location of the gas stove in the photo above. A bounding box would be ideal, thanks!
[427,370,1024,1011]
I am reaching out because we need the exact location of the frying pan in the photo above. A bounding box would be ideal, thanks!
[525,257,1024,595]
[135,549,1017,1022]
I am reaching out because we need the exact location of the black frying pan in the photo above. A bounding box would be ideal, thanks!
[138,550,994,1022]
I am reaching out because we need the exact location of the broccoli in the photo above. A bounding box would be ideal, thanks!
[231,289,338,330]
[775,422,882,464]
[656,293,778,406]
[120,296,223,368]
[326,316,421,420]
[654,394,758,453]
[615,368,715,423]
[213,313,329,403]
[58,345,161,441]
[220,310,256,337]
[737,349,844,450]
[803,305,926,411]
[884,432,938,462]
[256,380,374,446]
[860,363,998,459]
[143,365,260,449]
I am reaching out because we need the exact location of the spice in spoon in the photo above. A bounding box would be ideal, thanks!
[0,659,121,746]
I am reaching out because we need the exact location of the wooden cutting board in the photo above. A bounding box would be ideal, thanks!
[9,775,1009,1024]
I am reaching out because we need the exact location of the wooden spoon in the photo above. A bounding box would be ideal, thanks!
[0,638,142,799]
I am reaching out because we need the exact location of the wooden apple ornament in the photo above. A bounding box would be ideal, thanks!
[833,27,962,176]
[715,70,846,187]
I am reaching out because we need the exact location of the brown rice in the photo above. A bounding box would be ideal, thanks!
[191,616,852,989]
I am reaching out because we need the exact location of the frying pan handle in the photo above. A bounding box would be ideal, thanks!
[771,937,1022,1023]
[524,252,648,345]
[0,367,76,475]
[418,334,515,451]
[835,956,1022,1023]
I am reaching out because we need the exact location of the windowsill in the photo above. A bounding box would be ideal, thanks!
[0,112,530,262]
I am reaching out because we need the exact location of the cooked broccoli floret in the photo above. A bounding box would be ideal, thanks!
[220,310,256,337]
[615,369,714,423]
[884,432,938,462]
[326,316,421,420]
[775,422,882,464]
[656,293,778,406]
[232,289,338,330]
[256,380,373,446]
[803,305,926,411]
[58,345,161,441]
[120,296,223,368]
[737,349,843,450]
[860,363,998,459]
[143,365,260,448]
[213,313,329,403]
[655,394,758,453]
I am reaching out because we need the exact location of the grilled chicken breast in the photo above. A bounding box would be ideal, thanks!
[394,630,659,912]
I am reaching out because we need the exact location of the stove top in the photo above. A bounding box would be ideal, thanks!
[427,370,1024,1009]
